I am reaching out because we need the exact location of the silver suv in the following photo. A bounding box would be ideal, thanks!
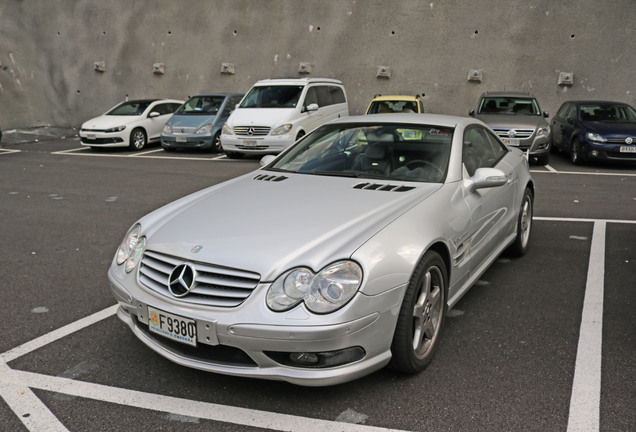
[470,91,551,165]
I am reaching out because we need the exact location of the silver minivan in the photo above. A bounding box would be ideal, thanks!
[221,78,348,158]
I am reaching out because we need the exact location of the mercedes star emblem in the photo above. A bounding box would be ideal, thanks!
[168,264,197,297]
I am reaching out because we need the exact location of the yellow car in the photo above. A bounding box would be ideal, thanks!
[365,95,424,114]
[364,95,425,140]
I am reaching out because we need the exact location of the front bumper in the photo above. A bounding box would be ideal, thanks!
[79,130,127,147]
[109,272,401,386]
[221,134,294,155]
[582,139,636,163]
[161,133,213,150]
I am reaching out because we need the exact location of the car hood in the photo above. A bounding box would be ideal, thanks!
[167,114,217,129]
[141,172,440,281]
[228,108,295,127]
[82,115,141,128]
[475,114,547,129]
[581,121,636,137]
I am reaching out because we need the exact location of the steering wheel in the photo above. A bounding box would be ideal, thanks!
[405,159,443,176]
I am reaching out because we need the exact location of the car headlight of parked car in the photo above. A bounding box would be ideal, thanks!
[162,124,172,133]
[222,124,233,135]
[266,261,363,313]
[116,224,145,273]
[105,125,127,133]
[536,125,550,138]
[586,132,607,143]
[196,124,213,135]
[271,124,293,136]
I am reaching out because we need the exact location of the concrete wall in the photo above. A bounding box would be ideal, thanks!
[1,0,634,129]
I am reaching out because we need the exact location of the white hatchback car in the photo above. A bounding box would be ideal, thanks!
[80,99,183,150]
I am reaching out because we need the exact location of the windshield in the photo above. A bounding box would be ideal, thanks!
[175,96,225,115]
[107,101,153,116]
[240,85,304,108]
[368,100,418,114]
[579,104,636,123]
[268,123,453,183]
[478,97,540,116]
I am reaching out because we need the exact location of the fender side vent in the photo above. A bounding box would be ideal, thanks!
[253,174,288,182]
[353,182,415,192]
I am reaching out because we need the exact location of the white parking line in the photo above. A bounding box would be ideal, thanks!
[0,148,22,155]
[0,218,624,431]
[51,147,231,161]
[530,168,636,177]
[566,221,605,432]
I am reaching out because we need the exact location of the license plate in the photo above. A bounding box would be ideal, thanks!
[148,306,197,346]
[243,140,258,146]
[620,146,636,153]
[503,139,520,146]
[176,136,187,142]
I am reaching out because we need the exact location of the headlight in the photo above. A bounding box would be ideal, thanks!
[267,261,363,313]
[162,124,172,133]
[196,124,213,135]
[105,125,126,133]
[536,126,550,138]
[586,132,606,142]
[271,124,293,136]
[116,224,146,272]
[222,123,233,135]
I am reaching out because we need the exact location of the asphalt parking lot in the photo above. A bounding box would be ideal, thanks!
[1,130,634,432]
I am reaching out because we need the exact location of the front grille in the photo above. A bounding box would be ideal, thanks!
[139,250,261,307]
[81,137,124,144]
[492,128,535,139]
[233,126,271,136]
[607,137,636,144]
[236,144,269,150]
[172,127,197,134]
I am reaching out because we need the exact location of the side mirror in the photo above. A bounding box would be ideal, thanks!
[260,155,276,167]
[466,168,508,192]
[543,111,549,118]
[468,109,475,117]
[305,103,319,112]
[149,111,160,118]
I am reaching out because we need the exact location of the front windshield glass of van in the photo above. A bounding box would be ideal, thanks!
[267,123,453,183]
[175,96,225,115]
[240,85,304,108]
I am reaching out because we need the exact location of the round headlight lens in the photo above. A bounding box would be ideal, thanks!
[116,224,141,265]
[266,261,362,313]
[306,261,362,313]
[125,236,146,273]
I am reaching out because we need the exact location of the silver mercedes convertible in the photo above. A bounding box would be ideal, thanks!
[108,113,534,386]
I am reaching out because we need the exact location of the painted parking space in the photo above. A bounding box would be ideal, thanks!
[1,217,633,431]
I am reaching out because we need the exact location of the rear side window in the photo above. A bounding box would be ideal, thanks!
[316,85,346,107]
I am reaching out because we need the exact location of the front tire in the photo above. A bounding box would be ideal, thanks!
[211,132,222,153]
[390,250,447,374]
[129,128,147,150]
[507,187,533,256]
[570,138,584,165]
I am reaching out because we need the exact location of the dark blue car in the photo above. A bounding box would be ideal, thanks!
[551,100,636,165]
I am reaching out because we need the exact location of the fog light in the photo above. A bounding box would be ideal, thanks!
[266,347,366,368]
[290,352,319,365]
[591,150,599,157]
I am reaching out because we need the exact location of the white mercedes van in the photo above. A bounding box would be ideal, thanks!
[220,78,348,157]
